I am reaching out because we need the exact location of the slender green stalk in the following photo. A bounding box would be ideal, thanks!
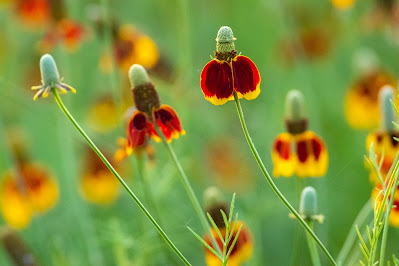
[337,199,373,265]
[51,89,191,266]
[156,127,222,255]
[379,171,399,266]
[306,222,321,266]
[232,91,336,265]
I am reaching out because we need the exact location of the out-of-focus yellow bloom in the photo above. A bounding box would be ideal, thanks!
[204,221,253,266]
[345,70,397,129]
[330,0,356,10]
[372,183,399,227]
[87,95,119,133]
[0,163,59,229]
[80,149,120,205]
[102,24,159,73]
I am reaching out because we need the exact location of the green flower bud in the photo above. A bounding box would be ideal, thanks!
[379,85,396,133]
[216,26,236,55]
[40,54,60,86]
[129,64,151,88]
[299,186,318,220]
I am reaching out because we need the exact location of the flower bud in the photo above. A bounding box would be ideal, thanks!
[40,54,60,86]
[284,90,308,134]
[215,26,237,61]
[299,186,318,220]
[379,85,396,133]
[128,64,160,116]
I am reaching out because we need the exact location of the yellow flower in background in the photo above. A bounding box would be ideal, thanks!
[0,163,59,229]
[80,149,120,205]
[272,90,328,178]
[87,95,120,133]
[372,183,399,227]
[101,24,159,73]
[345,70,397,129]
[330,0,356,9]
[365,86,398,183]
[204,221,253,266]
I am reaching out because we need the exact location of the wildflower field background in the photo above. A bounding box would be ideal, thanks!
[0,0,398,265]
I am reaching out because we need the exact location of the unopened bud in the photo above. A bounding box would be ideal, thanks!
[40,54,60,86]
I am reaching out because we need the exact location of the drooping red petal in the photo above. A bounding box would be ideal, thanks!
[296,140,308,163]
[200,59,234,105]
[154,105,185,143]
[311,137,322,160]
[126,111,150,150]
[232,55,261,100]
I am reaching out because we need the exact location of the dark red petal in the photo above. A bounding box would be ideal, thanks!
[126,111,149,150]
[200,59,234,104]
[154,105,185,142]
[297,140,308,163]
[232,55,260,97]
[311,138,322,160]
[274,139,291,160]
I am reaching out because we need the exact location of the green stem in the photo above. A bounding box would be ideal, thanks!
[379,171,399,266]
[336,199,372,265]
[156,127,222,256]
[51,89,191,266]
[306,222,321,266]
[232,91,336,265]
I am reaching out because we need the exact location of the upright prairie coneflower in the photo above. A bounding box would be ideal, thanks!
[344,50,397,129]
[272,90,328,177]
[200,26,260,105]
[0,163,59,229]
[80,148,120,205]
[202,187,253,266]
[366,85,399,183]
[115,64,185,160]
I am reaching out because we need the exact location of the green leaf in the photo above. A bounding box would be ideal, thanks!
[207,212,224,246]
[187,226,223,260]
[226,224,243,259]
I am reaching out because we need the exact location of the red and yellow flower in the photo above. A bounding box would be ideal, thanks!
[372,183,399,227]
[200,26,260,105]
[272,90,328,177]
[80,149,120,205]
[345,70,397,129]
[0,163,59,229]
[115,64,185,160]
[14,0,50,28]
[365,85,399,183]
[204,221,253,266]
[38,19,85,53]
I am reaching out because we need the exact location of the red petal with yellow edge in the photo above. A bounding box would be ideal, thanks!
[154,105,185,143]
[126,111,151,150]
[271,133,296,177]
[232,55,261,100]
[295,131,328,178]
[200,59,234,105]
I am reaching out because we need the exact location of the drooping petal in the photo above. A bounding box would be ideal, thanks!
[204,221,253,266]
[232,55,261,100]
[200,59,234,105]
[154,105,185,143]
[126,111,151,151]
[295,131,328,177]
[271,133,296,177]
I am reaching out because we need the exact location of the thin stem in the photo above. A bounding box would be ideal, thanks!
[379,171,399,266]
[232,91,336,265]
[306,222,321,266]
[336,199,373,265]
[51,89,191,266]
[156,127,222,256]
